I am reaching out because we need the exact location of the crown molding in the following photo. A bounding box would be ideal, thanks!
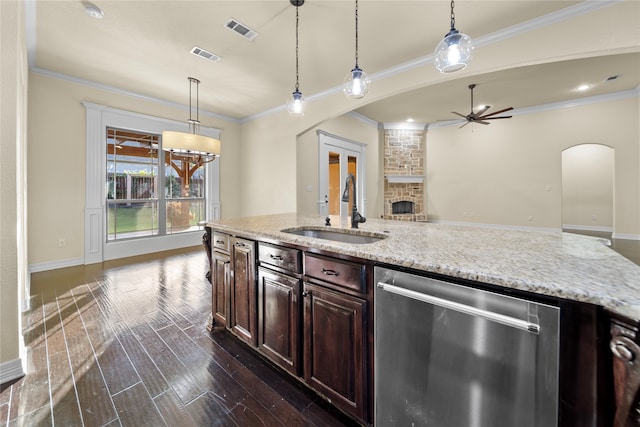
[30,67,241,124]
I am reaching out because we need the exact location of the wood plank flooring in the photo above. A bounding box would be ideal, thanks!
[1,247,353,427]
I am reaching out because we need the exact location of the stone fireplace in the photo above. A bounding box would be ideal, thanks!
[383,128,426,222]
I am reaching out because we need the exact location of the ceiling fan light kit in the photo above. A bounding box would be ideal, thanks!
[435,0,474,73]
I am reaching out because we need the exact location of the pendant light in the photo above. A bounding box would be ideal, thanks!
[343,0,370,99]
[287,0,305,116]
[434,0,474,73]
[162,77,220,162]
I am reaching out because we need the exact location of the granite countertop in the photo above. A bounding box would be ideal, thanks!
[208,213,640,321]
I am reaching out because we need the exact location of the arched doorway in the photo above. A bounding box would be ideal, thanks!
[561,144,614,235]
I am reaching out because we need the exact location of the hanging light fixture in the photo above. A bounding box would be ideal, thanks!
[162,77,220,162]
[343,0,370,99]
[434,0,474,73]
[287,0,305,116]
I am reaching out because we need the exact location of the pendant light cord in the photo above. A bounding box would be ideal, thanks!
[450,0,456,30]
[295,4,300,91]
[354,0,359,68]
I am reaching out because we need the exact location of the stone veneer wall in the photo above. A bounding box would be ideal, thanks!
[383,129,426,221]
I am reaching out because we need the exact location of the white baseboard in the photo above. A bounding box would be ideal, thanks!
[562,224,614,233]
[428,220,560,234]
[612,233,640,241]
[0,358,25,385]
[28,256,84,273]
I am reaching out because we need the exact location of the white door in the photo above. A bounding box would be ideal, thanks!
[317,131,366,220]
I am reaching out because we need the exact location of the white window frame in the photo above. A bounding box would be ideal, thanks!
[83,102,220,263]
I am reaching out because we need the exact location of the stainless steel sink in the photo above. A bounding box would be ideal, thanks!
[281,227,387,244]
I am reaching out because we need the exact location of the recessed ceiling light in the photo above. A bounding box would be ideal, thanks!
[83,2,104,19]
[577,84,590,91]
[407,118,414,122]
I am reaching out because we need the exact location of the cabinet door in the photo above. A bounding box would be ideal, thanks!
[231,238,257,346]
[303,282,367,421]
[257,267,301,376]
[212,251,230,326]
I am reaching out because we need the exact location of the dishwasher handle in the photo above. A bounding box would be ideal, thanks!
[377,281,540,334]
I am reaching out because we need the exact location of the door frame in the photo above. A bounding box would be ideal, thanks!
[317,130,367,218]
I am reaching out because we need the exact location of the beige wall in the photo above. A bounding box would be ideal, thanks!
[27,73,242,266]
[425,96,639,235]
[562,144,614,230]
[296,114,380,217]
[1,0,28,377]
[235,1,639,220]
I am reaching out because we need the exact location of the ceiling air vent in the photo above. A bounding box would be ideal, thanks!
[225,18,258,41]
[604,74,621,82]
[190,46,221,63]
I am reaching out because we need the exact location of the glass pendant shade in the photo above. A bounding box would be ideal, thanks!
[287,90,305,116]
[343,66,370,99]
[434,28,474,73]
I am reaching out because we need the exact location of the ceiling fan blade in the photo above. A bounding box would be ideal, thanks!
[458,121,470,128]
[451,111,468,119]
[482,115,512,120]
[475,120,491,125]
[481,107,514,118]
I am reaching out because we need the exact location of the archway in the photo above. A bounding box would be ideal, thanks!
[561,144,614,235]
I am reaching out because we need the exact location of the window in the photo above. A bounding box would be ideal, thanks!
[106,127,207,241]
[84,102,220,263]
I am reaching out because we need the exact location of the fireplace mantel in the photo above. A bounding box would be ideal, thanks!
[386,175,424,184]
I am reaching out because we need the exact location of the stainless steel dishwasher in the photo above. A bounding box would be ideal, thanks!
[375,267,560,427]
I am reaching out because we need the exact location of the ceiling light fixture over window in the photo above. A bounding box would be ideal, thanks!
[287,0,306,116]
[343,0,370,99]
[434,0,473,73]
[162,77,221,162]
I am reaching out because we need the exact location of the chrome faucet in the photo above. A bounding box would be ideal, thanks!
[341,174,366,229]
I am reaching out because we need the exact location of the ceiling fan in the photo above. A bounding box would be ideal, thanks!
[450,84,513,128]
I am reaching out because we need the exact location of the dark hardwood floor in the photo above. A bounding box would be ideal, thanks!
[1,247,353,427]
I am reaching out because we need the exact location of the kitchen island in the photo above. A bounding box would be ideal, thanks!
[206,213,640,426]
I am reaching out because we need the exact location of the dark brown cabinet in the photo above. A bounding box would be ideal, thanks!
[212,251,230,326]
[230,237,257,346]
[302,253,369,423]
[257,267,301,376]
[209,230,371,425]
[257,242,303,375]
[303,282,367,422]
[209,232,231,329]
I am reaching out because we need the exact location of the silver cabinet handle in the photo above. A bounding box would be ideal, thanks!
[377,281,540,334]
[321,268,339,276]
[269,254,283,261]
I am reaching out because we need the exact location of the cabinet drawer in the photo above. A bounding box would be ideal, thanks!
[304,253,366,293]
[259,243,302,274]
[212,232,230,252]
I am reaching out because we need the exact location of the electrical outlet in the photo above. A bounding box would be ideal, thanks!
[592,214,598,221]
[58,238,66,248]
[527,216,534,222]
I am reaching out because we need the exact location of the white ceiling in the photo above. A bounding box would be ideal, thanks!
[30,1,640,124]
